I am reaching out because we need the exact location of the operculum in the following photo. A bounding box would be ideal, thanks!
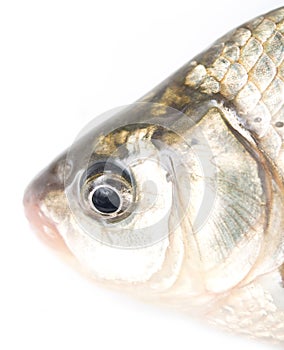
[174,107,269,293]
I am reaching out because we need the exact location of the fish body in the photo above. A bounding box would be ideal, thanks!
[24,7,284,345]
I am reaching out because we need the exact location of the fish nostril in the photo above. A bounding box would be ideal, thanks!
[52,157,73,183]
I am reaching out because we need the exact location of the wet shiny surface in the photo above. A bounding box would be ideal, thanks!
[23,6,284,346]
[0,2,280,350]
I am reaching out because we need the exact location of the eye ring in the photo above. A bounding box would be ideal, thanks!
[88,184,123,215]
[80,160,135,221]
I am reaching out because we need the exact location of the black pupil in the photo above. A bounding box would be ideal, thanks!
[92,186,121,214]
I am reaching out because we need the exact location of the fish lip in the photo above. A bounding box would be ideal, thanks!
[23,167,69,253]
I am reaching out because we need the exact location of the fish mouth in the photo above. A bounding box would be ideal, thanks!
[23,159,70,254]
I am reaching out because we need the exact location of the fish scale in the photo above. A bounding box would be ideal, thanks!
[183,8,284,144]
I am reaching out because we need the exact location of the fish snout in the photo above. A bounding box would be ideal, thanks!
[23,155,69,252]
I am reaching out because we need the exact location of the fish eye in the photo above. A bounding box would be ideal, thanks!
[80,160,134,220]
[90,185,122,214]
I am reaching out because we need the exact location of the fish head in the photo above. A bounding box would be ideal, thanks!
[23,101,284,305]
[23,7,284,342]
[24,103,207,294]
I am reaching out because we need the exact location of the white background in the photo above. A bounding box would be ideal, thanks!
[1,0,283,349]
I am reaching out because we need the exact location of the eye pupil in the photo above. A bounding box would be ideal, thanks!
[91,186,121,214]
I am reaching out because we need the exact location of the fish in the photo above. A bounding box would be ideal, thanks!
[24,7,284,345]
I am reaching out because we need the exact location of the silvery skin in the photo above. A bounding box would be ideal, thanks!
[24,7,284,345]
